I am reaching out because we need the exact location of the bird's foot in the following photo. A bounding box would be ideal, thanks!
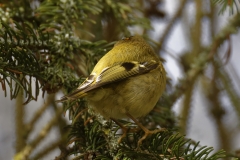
[137,128,166,149]
[118,127,140,143]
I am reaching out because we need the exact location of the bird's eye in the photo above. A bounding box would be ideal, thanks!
[121,37,129,40]
[122,36,133,41]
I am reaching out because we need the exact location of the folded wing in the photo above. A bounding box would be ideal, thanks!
[56,60,159,102]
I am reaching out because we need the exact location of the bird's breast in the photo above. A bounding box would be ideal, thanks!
[86,66,166,119]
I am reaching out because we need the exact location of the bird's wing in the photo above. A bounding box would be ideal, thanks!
[56,60,159,102]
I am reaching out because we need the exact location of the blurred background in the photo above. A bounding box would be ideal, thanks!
[0,0,240,159]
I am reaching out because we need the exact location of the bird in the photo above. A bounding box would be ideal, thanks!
[57,35,166,147]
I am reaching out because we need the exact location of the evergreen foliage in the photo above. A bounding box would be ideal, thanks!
[211,0,240,14]
[0,0,240,159]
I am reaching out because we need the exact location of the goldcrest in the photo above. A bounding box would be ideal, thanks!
[57,36,166,120]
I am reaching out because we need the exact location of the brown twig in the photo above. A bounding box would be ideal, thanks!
[158,0,188,50]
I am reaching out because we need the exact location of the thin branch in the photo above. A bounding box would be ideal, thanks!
[25,94,54,136]
[15,78,25,152]
[14,107,63,160]
[179,0,203,135]
[166,14,240,108]
[158,0,188,50]
[31,134,68,160]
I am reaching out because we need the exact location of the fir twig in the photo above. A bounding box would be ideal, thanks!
[14,106,63,160]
